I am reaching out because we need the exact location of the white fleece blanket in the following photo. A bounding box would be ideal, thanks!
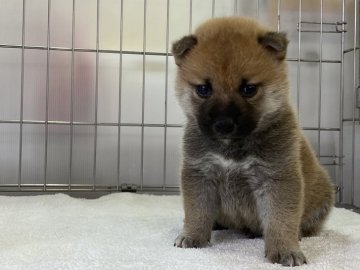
[0,193,359,270]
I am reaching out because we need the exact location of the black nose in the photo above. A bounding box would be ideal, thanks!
[213,118,235,135]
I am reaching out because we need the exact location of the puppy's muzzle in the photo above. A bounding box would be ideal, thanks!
[212,117,235,136]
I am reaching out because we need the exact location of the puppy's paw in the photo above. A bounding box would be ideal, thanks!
[174,233,208,248]
[266,248,307,267]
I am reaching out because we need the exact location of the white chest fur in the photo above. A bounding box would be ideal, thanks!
[187,153,262,179]
[187,151,272,185]
[187,152,271,229]
[210,154,255,171]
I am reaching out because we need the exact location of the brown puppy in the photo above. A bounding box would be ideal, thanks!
[172,17,334,267]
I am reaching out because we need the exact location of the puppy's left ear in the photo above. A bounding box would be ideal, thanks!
[258,32,288,61]
[172,35,198,66]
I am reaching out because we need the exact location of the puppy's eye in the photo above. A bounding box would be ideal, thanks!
[195,84,212,98]
[239,84,258,98]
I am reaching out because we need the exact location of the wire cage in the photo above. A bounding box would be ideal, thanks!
[0,0,359,207]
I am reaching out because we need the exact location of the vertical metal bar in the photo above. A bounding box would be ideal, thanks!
[189,0,192,33]
[116,0,124,191]
[212,0,215,18]
[338,0,346,203]
[69,0,75,190]
[351,0,358,206]
[277,0,281,32]
[93,0,100,190]
[44,0,51,191]
[318,0,323,157]
[233,0,237,16]
[297,0,302,119]
[117,0,124,191]
[140,0,147,191]
[18,0,26,188]
[163,0,170,190]
[256,0,259,17]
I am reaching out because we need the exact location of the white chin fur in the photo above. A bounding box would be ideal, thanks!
[219,139,233,145]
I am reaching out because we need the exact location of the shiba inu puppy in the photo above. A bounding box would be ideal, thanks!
[172,17,334,266]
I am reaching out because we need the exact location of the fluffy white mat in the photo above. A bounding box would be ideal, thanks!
[0,193,359,270]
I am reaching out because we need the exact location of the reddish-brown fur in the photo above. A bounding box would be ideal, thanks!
[172,17,335,267]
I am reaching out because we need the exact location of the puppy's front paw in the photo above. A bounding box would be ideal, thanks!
[266,248,307,267]
[174,233,208,248]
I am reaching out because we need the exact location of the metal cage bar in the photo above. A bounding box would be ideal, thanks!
[0,44,346,64]
[318,0,324,158]
[117,0,124,192]
[212,0,215,18]
[69,0,76,191]
[277,0,281,32]
[189,0,193,33]
[338,0,346,202]
[297,0,302,119]
[351,0,358,206]
[163,0,170,190]
[92,0,100,191]
[140,0,147,191]
[44,0,51,191]
[18,0,26,188]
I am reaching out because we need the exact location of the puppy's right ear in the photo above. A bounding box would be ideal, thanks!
[172,35,197,66]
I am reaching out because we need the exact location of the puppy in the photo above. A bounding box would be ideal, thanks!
[172,17,334,267]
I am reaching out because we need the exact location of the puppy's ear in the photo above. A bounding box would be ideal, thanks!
[172,35,197,66]
[258,32,288,61]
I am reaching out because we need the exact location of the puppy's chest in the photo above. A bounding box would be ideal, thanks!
[201,153,272,195]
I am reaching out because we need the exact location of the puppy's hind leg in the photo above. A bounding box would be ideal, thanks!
[301,199,333,238]
[301,174,334,238]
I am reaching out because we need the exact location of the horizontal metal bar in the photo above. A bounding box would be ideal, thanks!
[0,184,180,193]
[287,58,341,63]
[343,118,360,122]
[297,21,347,33]
[300,21,347,25]
[0,44,342,63]
[302,127,341,131]
[0,120,342,131]
[343,47,360,53]
[322,163,341,166]
[0,120,182,128]
[0,183,177,188]
[318,155,344,158]
[0,44,172,56]
[299,30,346,33]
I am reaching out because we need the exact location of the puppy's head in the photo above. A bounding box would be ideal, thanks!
[172,17,289,140]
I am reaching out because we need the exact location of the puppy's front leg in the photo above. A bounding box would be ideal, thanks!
[175,167,218,248]
[256,174,307,266]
